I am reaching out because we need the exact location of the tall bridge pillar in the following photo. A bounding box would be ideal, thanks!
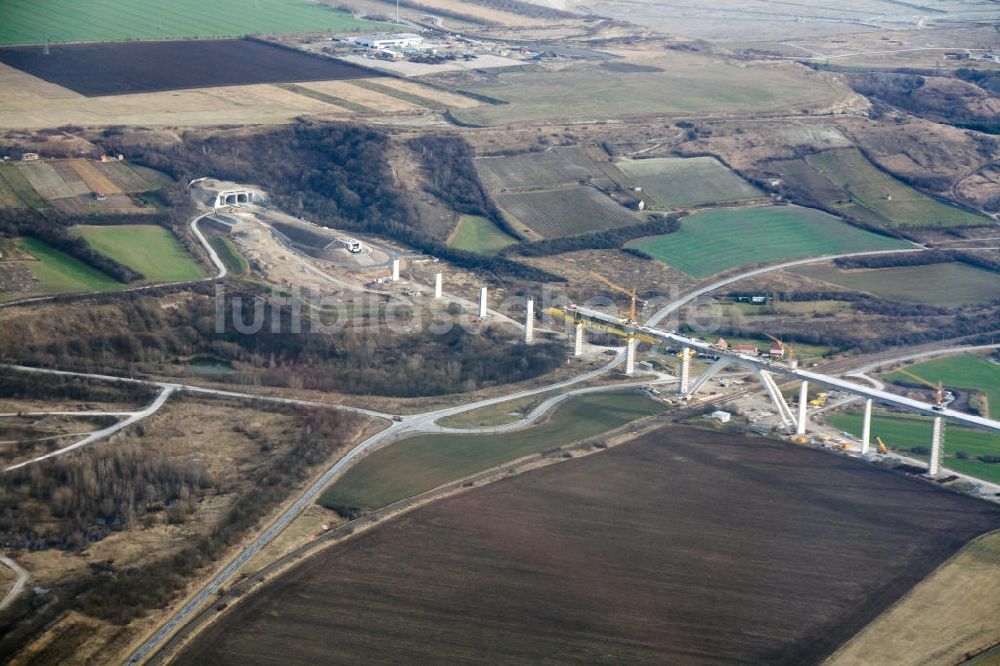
[929,416,944,477]
[861,399,872,455]
[524,298,534,344]
[796,381,808,436]
[679,348,691,395]
[479,287,488,319]
[434,272,442,299]
[625,336,636,376]
[573,322,584,357]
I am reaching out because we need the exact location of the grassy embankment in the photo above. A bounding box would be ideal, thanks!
[73,225,203,282]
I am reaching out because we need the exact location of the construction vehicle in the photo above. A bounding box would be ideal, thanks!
[809,391,827,408]
[896,368,945,410]
[876,436,889,454]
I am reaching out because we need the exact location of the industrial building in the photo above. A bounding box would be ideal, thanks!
[353,33,424,50]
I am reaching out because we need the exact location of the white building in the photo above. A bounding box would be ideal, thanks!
[354,33,423,50]
[706,410,731,423]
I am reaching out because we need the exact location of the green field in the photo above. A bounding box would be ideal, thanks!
[793,262,1000,306]
[828,410,1000,485]
[447,215,518,254]
[209,235,248,276]
[319,391,664,513]
[884,355,1000,416]
[806,149,987,228]
[73,225,203,282]
[450,54,846,126]
[617,156,762,209]
[628,206,912,278]
[0,0,393,45]
[4,237,123,299]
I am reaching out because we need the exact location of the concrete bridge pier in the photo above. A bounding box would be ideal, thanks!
[929,416,944,477]
[796,380,808,436]
[679,348,691,396]
[861,398,872,455]
[479,287,488,319]
[434,273,442,299]
[625,336,636,376]
[524,298,534,344]
[573,322,583,356]
[391,258,400,282]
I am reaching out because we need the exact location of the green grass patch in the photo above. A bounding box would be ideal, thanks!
[617,156,762,209]
[209,235,248,277]
[6,237,123,298]
[0,164,47,209]
[0,0,394,45]
[806,149,987,228]
[320,391,664,512]
[72,224,203,282]
[827,410,1000,485]
[792,262,1000,307]
[448,215,517,254]
[884,355,1000,416]
[628,206,912,278]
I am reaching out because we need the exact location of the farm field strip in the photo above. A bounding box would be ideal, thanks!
[628,206,913,278]
[19,161,77,200]
[497,186,641,238]
[302,80,423,113]
[475,146,612,192]
[67,159,121,194]
[806,148,987,227]
[0,0,393,45]
[273,83,362,112]
[793,262,1000,306]
[370,78,482,108]
[72,225,204,282]
[0,40,387,97]
[0,164,47,208]
[319,392,664,513]
[348,79,447,111]
[827,411,1000,485]
[49,161,92,196]
[617,156,763,209]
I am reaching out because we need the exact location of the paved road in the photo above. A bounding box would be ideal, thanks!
[0,556,28,612]
[190,214,227,279]
[643,246,926,327]
[4,385,178,472]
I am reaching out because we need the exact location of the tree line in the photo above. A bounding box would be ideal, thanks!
[507,214,682,257]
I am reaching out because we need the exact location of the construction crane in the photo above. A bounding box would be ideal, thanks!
[809,391,827,407]
[876,436,889,454]
[592,273,643,324]
[763,332,794,362]
[896,368,944,410]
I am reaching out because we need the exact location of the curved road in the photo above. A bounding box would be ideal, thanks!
[0,556,28,612]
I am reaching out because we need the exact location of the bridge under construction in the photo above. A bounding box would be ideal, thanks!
[559,303,1000,479]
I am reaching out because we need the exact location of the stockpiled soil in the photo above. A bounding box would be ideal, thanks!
[0,39,383,96]
[175,426,1000,665]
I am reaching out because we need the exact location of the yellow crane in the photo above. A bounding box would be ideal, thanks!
[543,308,659,344]
[876,436,889,454]
[591,273,643,324]
[763,332,795,362]
[895,368,944,409]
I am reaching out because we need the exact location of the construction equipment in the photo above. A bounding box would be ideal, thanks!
[592,273,643,324]
[896,368,944,409]
[544,307,659,344]
[876,436,889,454]
[809,391,827,407]
[763,332,795,362]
